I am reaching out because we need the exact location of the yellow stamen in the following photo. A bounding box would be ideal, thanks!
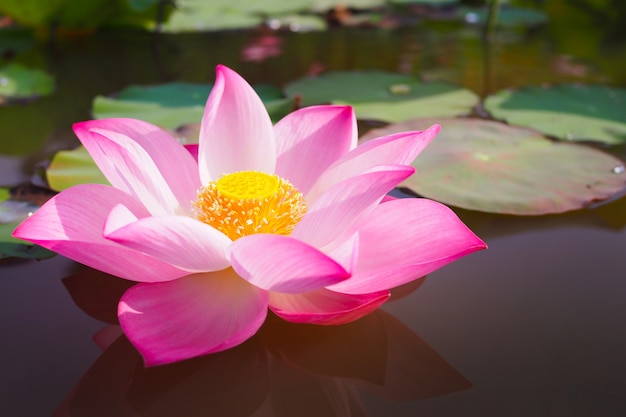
[193,171,307,241]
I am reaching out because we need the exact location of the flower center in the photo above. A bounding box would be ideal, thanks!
[194,171,307,241]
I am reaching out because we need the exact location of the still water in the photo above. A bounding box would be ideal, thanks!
[1,6,626,416]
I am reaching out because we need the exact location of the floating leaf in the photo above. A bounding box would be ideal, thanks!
[0,63,54,102]
[0,200,39,224]
[0,0,166,30]
[126,0,162,11]
[265,14,327,31]
[458,6,548,27]
[0,27,36,56]
[161,0,263,32]
[285,71,479,122]
[0,240,55,260]
[307,0,385,12]
[484,84,626,145]
[0,187,55,260]
[92,82,212,129]
[361,118,626,215]
[388,0,459,5]
[47,146,109,192]
[0,0,63,27]
[93,82,291,129]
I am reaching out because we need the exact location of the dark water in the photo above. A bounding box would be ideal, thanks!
[1,7,626,416]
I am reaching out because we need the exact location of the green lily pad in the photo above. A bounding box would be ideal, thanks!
[161,0,263,32]
[284,71,479,123]
[0,27,36,56]
[92,82,212,129]
[484,84,626,145]
[458,6,548,27]
[0,187,55,260]
[361,118,626,215]
[47,146,109,192]
[388,0,459,5]
[307,0,385,12]
[93,82,291,129]
[0,0,64,27]
[0,63,54,102]
[126,0,162,11]
[266,14,327,31]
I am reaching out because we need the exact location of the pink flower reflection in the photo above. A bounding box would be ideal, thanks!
[55,267,471,417]
[241,32,283,62]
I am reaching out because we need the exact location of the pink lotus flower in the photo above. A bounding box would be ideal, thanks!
[14,65,486,366]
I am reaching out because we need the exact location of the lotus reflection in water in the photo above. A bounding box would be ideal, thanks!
[57,266,471,417]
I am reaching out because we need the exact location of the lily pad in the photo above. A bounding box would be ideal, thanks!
[92,82,212,129]
[484,84,626,145]
[93,82,291,129]
[361,118,626,215]
[307,0,385,12]
[0,63,54,102]
[388,0,459,5]
[284,71,479,122]
[47,142,202,191]
[266,14,327,31]
[0,27,36,57]
[457,6,548,27]
[0,187,55,260]
[47,146,109,192]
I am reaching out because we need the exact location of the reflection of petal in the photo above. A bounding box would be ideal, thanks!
[61,275,468,414]
[388,277,426,302]
[127,338,269,417]
[270,360,368,417]
[68,336,142,417]
[353,310,471,401]
[260,312,388,385]
[62,335,269,417]
[92,325,124,351]
[62,267,135,324]
[262,310,471,402]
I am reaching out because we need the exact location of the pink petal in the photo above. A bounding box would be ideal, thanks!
[104,212,231,273]
[269,288,390,325]
[74,119,200,216]
[323,232,359,274]
[184,143,199,162]
[119,268,268,366]
[229,234,350,293]
[199,65,276,183]
[292,165,415,248]
[274,105,357,194]
[327,198,487,294]
[12,184,188,282]
[102,203,138,235]
[307,125,439,201]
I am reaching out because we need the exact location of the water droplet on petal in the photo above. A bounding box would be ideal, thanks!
[612,165,625,174]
